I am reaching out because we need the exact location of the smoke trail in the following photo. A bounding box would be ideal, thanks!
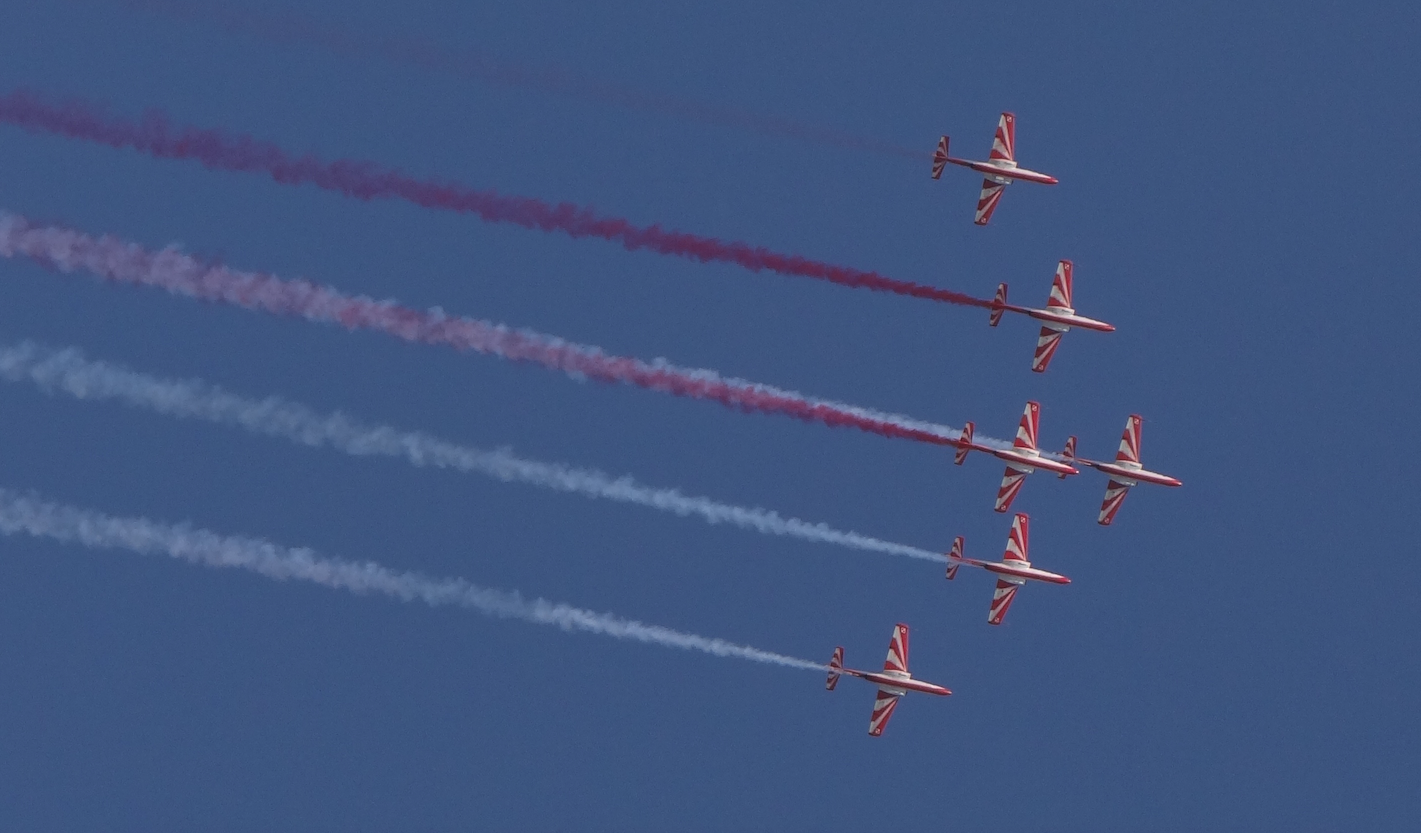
[0,88,986,307]
[0,486,824,670]
[119,0,930,162]
[0,340,943,562]
[0,211,1003,452]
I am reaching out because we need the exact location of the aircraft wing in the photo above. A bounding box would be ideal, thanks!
[868,689,901,737]
[1032,326,1064,372]
[883,623,910,674]
[988,578,1022,625]
[974,178,1008,225]
[995,464,1030,512]
[1098,478,1132,526]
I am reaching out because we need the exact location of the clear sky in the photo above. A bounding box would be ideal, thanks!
[0,1,1417,830]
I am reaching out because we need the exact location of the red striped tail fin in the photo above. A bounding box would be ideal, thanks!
[946,536,964,580]
[931,136,950,179]
[1060,436,1077,479]
[826,647,843,690]
[990,283,1008,327]
[954,422,974,465]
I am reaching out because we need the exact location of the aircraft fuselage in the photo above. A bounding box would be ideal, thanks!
[980,561,1071,585]
[981,445,1078,477]
[1015,306,1116,333]
[844,668,952,697]
[947,157,1059,185]
[1082,459,1182,488]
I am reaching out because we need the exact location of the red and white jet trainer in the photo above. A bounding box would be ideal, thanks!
[1063,415,1183,526]
[954,401,1078,512]
[826,623,950,737]
[990,260,1115,373]
[931,112,1059,225]
[946,513,1070,625]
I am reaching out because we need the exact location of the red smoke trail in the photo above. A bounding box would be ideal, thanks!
[0,89,988,308]
[121,0,931,162]
[0,212,962,448]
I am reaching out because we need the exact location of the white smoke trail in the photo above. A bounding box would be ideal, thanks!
[0,341,944,563]
[0,210,1013,451]
[0,487,824,670]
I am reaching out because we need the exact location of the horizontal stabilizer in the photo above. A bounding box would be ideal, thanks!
[954,422,974,465]
[946,536,964,580]
[932,136,950,179]
[990,283,1007,327]
[826,646,844,690]
[1060,436,1077,479]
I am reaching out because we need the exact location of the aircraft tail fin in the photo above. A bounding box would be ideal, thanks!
[1060,436,1077,479]
[932,136,950,179]
[954,422,974,465]
[990,283,1007,327]
[826,647,843,691]
[946,536,964,580]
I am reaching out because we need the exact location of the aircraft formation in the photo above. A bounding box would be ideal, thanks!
[0,87,1181,742]
[830,114,1181,736]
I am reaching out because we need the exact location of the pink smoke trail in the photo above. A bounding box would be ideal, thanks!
[119,0,931,162]
[0,89,988,309]
[0,211,972,449]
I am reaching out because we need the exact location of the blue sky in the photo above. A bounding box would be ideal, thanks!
[1,1,1418,830]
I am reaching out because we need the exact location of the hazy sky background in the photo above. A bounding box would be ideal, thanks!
[1,1,1418,830]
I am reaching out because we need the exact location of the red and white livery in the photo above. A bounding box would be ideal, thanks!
[954,401,1078,512]
[1063,414,1183,526]
[931,112,1059,225]
[990,260,1115,372]
[945,514,1070,625]
[826,623,950,737]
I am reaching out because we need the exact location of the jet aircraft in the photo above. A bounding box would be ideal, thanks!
[990,260,1115,372]
[954,401,1077,512]
[931,112,1058,225]
[1063,415,1183,525]
[826,623,950,737]
[946,513,1069,625]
